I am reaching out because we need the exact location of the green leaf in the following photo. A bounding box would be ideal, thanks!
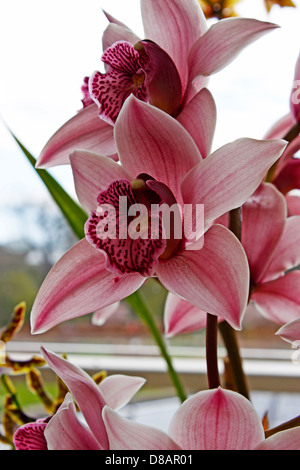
[10,132,87,240]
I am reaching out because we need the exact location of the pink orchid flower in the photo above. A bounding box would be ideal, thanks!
[103,387,300,450]
[13,347,146,450]
[30,96,286,335]
[36,0,278,169]
[164,182,300,337]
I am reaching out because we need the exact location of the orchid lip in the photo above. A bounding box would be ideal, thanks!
[85,176,185,276]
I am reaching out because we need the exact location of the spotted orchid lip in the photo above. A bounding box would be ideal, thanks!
[89,41,150,125]
[31,95,287,336]
[85,178,167,277]
[84,173,187,277]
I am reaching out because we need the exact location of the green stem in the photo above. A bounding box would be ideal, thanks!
[206,313,220,389]
[126,290,187,402]
[1,375,22,410]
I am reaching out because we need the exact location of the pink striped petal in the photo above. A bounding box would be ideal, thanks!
[92,302,120,326]
[102,10,130,29]
[99,375,146,410]
[115,95,202,205]
[169,388,265,450]
[256,427,300,450]
[252,271,300,324]
[164,292,208,337]
[276,318,300,344]
[141,0,207,93]
[290,53,300,123]
[45,394,101,450]
[263,216,300,282]
[42,348,108,449]
[103,406,180,450]
[188,18,278,82]
[241,183,286,284]
[70,150,131,212]
[31,238,145,334]
[13,420,48,450]
[286,193,300,215]
[36,104,116,168]
[102,23,140,51]
[157,225,249,330]
[181,138,287,225]
[264,113,296,139]
[177,88,216,159]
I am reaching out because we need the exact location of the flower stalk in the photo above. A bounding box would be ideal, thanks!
[218,206,250,400]
[126,289,187,402]
[206,313,220,389]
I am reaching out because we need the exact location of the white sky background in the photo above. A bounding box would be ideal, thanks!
[0,0,299,243]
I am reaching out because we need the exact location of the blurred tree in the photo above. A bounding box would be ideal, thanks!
[0,202,77,324]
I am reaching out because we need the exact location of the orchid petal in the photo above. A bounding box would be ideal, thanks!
[41,348,108,449]
[256,427,300,450]
[276,318,300,344]
[90,42,150,126]
[262,216,300,282]
[181,138,287,225]
[70,150,131,212]
[290,53,300,123]
[177,88,217,158]
[115,95,202,205]
[45,394,101,450]
[31,238,145,334]
[164,292,208,338]
[157,225,249,330]
[252,271,300,324]
[102,10,131,29]
[36,104,116,168]
[102,23,140,51]
[92,302,120,326]
[103,406,180,450]
[141,0,207,93]
[286,193,300,215]
[264,113,296,139]
[188,18,278,82]
[169,388,265,450]
[13,421,48,450]
[274,158,300,194]
[241,183,286,284]
[99,375,146,410]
